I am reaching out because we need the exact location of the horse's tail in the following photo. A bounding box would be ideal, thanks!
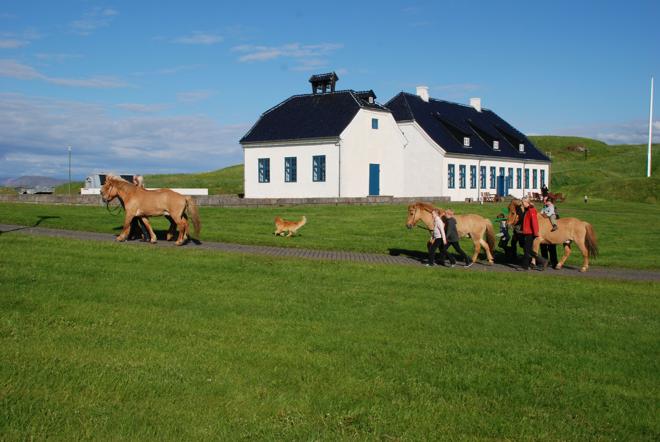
[485,219,496,252]
[185,196,201,238]
[585,222,598,258]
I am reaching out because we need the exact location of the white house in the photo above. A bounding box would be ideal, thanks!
[241,73,551,201]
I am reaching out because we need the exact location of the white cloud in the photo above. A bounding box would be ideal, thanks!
[116,103,169,113]
[173,31,223,45]
[34,53,83,62]
[0,27,41,48]
[0,93,246,178]
[554,119,660,145]
[70,7,119,35]
[0,39,27,48]
[0,59,42,79]
[176,90,214,103]
[231,42,343,68]
[0,59,128,88]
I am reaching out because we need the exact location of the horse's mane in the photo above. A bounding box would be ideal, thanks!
[414,202,443,213]
[104,175,138,200]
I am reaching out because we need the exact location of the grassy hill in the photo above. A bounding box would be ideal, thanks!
[530,136,659,204]
[49,137,658,203]
[52,165,243,196]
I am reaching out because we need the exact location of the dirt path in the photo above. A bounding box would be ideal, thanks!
[2,223,659,282]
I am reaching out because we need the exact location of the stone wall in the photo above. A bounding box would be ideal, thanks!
[0,194,450,207]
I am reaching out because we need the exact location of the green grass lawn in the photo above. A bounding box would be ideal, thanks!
[1,199,658,270]
[0,234,658,440]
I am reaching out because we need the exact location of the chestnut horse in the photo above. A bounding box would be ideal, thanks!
[507,199,597,272]
[406,202,496,264]
[100,175,201,245]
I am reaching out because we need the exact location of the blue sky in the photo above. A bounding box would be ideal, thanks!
[0,0,658,179]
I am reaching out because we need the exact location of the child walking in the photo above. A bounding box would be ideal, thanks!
[425,209,448,266]
[443,209,472,268]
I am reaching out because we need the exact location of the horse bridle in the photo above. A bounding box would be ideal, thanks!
[102,181,123,215]
[412,206,434,231]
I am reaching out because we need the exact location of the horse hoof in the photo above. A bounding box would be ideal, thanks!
[150,239,157,244]
[487,261,494,266]
[175,241,183,246]
[580,267,587,273]
[115,236,125,242]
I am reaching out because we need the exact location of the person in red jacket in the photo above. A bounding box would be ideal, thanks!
[520,196,548,271]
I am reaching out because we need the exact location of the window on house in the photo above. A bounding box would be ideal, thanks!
[519,143,525,152]
[313,155,326,182]
[372,118,379,129]
[258,158,270,183]
[284,157,297,183]
[507,167,514,189]
[448,164,455,189]
[524,169,530,189]
[480,166,486,189]
[516,168,522,189]
[463,137,470,147]
[499,167,505,179]
[470,165,477,189]
[533,169,538,189]
[489,166,496,189]
[493,140,500,150]
[540,169,546,187]
[459,165,466,189]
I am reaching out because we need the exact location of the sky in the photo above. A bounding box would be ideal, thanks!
[0,0,658,179]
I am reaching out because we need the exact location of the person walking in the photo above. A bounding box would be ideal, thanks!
[443,209,472,268]
[425,209,447,266]
[129,174,150,242]
[520,197,548,271]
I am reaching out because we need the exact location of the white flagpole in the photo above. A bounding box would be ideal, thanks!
[648,76,654,178]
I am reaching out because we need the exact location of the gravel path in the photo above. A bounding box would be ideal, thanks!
[2,223,659,282]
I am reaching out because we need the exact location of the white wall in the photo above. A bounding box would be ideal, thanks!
[338,109,406,197]
[399,122,444,197]
[243,141,339,198]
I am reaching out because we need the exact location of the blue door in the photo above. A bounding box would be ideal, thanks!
[369,163,380,196]
[496,175,505,197]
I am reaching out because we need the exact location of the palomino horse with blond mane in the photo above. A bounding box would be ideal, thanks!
[507,198,597,272]
[100,175,201,246]
[406,202,496,265]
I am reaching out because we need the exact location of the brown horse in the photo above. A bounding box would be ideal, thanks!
[100,175,201,245]
[547,191,566,202]
[406,202,496,264]
[507,199,597,272]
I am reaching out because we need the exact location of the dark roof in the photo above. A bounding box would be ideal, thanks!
[240,90,389,144]
[386,92,550,162]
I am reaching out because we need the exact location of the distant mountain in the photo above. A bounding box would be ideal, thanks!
[2,176,67,188]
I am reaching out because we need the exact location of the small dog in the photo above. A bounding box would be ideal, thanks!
[274,216,306,237]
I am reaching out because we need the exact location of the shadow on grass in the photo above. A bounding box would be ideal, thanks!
[0,215,61,236]
[112,227,202,246]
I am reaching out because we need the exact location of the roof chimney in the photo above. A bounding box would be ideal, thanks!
[470,97,482,112]
[309,72,338,94]
[416,86,429,102]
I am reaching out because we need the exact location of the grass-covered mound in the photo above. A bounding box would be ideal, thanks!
[530,136,659,204]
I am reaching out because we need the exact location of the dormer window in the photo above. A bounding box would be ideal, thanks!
[372,118,379,129]
[463,137,470,147]
[519,143,525,152]
[493,140,500,150]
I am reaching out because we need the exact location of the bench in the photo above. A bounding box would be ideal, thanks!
[481,192,499,202]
